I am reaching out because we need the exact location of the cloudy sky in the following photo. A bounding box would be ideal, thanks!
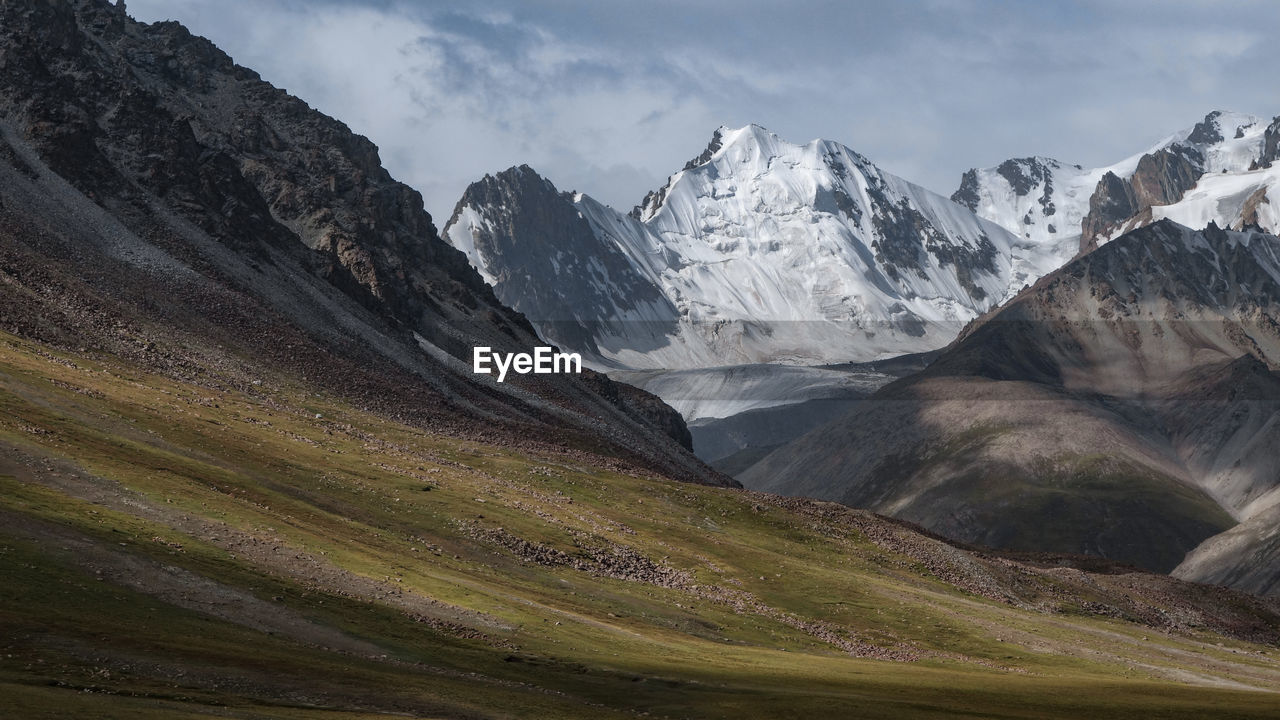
[128,0,1278,224]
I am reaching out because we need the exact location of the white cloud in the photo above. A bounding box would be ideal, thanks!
[126,0,1280,222]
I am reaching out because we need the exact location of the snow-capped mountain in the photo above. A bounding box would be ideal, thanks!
[1152,115,1280,236]
[445,125,1039,369]
[954,111,1277,254]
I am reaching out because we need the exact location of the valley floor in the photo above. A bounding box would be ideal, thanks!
[1,332,1279,719]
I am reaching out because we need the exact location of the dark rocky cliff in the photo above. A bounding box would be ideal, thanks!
[1080,146,1203,252]
[1262,116,1280,168]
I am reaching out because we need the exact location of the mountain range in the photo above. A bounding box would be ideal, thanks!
[444,126,1040,369]
[955,110,1280,253]
[4,2,1280,716]
[446,107,1280,594]
[446,112,1280,374]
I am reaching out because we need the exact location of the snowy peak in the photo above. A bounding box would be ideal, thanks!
[949,155,1087,293]
[451,113,1280,372]
[958,110,1279,256]
[631,126,728,221]
[1163,110,1265,170]
[951,155,1088,242]
[715,123,784,161]
[445,165,677,357]
[447,125,1048,369]
[630,124,873,224]
[636,125,1016,313]
[1085,111,1277,248]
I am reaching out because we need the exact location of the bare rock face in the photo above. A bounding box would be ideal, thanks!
[5,1,471,313]
[1241,186,1271,229]
[869,192,1000,303]
[1262,116,1280,168]
[0,0,729,485]
[579,372,693,451]
[1080,171,1138,250]
[995,158,1053,201]
[951,168,983,213]
[1130,147,1204,210]
[1080,146,1203,252]
[1185,110,1226,145]
[1,0,501,333]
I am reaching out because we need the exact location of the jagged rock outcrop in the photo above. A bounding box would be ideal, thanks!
[1079,171,1138,247]
[1130,146,1204,209]
[951,168,983,213]
[1262,116,1280,168]
[1080,146,1203,252]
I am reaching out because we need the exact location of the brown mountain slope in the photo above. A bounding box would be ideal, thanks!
[743,220,1280,577]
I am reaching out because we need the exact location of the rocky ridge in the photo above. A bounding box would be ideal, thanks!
[0,0,728,485]
[955,111,1279,256]
[744,220,1280,584]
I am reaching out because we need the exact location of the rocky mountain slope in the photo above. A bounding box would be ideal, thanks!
[0,0,725,486]
[743,220,1280,581]
[445,126,1053,369]
[954,111,1278,254]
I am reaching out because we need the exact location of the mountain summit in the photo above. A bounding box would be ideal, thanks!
[447,125,1066,369]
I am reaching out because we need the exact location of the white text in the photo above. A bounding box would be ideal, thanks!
[472,346,582,382]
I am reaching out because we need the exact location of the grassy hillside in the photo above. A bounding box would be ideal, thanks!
[1,330,1278,719]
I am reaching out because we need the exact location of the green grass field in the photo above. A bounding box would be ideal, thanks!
[0,331,1277,718]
